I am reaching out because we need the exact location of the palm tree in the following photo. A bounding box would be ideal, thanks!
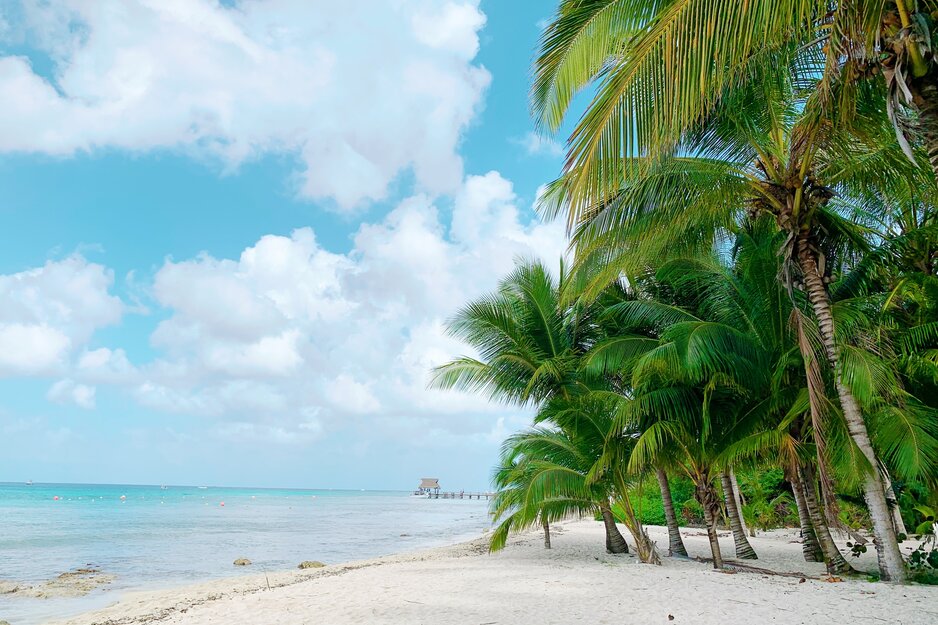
[819,2,938,179]
[587,280,768,566]
[726,404,858,574]
[489,420,630,553]
[625,383,749,568]
[431,260,589,407]
[585,263,768,562]
[432,260,658,561]
[538,393,659,560]
[431,260,589,548]
[586,219,805,561]
[829,211,938,530]
[533,7,931,578]
[531,2,938,181]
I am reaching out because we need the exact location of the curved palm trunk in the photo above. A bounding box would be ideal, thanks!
[729,468,753,537]
[789,472,823,563]
[542,517,551,549]
[656,468,688,557]
[696,480,723,569]
[799,463,855,575]
[721,471,757,559]
[599,502,629,554]
[882,471,908,537]
[796,233,907,583]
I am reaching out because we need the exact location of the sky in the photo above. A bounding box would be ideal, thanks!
[0,0,577,491]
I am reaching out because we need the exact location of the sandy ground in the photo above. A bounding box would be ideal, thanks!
[47,521,937,625]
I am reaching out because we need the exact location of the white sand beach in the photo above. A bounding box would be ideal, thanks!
[48,520,936,625]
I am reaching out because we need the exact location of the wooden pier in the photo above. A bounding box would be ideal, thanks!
[423,491,492,500]
[413,478,492,500]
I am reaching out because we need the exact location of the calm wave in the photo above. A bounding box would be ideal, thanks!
[0,482,491,624]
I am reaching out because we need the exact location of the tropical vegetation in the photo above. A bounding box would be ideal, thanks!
[433,0,938,585]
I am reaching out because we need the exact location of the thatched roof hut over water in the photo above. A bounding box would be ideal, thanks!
[417,478,440,494]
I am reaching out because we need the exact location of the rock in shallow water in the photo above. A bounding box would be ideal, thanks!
[233,558,251,566]
[0,568,113,598]
[298,561,325,569]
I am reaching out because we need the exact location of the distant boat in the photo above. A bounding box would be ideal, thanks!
[25,480,33,486]
[197,486,208,489]
[160,485,169,490]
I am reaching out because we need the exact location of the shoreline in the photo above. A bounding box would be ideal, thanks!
[45,520,937,625]
[44,532,495,625]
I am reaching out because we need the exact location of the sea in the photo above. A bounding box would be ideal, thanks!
[0,482,492,625]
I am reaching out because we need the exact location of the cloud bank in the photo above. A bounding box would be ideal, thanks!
[3,174,566,445]
[0,0,490,208]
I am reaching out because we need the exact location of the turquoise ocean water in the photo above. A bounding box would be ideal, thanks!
[0,482,491,625]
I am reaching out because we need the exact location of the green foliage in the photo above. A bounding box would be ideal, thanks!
[735,469,799,531]
[914,505,937,536]
[846,540,869,559]
[909,570,938,585]
[613,476,695,526]
[742,492,798,532]
[681,499,705,526]
[838,499,872,530]
[625,487,665,526]
[908,538,938,571]
[668,477,696,508]
[898,482,938,536]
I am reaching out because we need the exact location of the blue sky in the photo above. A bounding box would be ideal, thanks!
[0,0,578,490]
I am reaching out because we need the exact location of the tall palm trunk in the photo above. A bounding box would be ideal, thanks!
[542,517,551,549]
[656,468,688,557]
[799,463,855,575]
[721,471,757,559]
[599,501,629,554]
[789,471,823,562]
[796,233,907,582]
[696,480,723,569]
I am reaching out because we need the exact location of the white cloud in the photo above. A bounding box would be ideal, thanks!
[514,131,564,157]
[0,0,490,208]
[0,323,70,375]
[412,2,486,57]
[47,379,96,409]
[0,256,123,376]
[0,172,564,458]
[76,347,136,384]
[120,173,567,441]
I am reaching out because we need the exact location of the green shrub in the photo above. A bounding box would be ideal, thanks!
[838,499,871,530]
[742,491,798,530]
[898,483,938,536]
[669,477,695,505]
[620,476,697,526]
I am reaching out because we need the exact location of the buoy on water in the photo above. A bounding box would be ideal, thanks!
[53,496,59,501]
